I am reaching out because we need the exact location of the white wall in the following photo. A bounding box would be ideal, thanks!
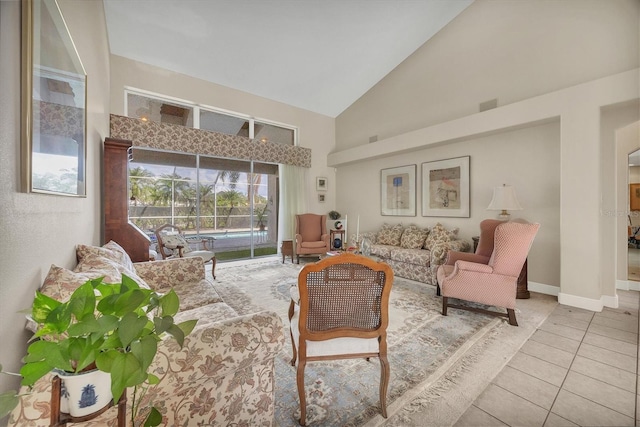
[109,55,336,218]
[0,0,110,403]
[333,0,640,311]
[337,121,561,288]
[336,0,639,148]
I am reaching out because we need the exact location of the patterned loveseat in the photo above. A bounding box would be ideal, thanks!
[9,241,285,426]
[357,223,471,285]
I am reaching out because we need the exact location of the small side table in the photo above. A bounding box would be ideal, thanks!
[330,229,345,250]
[473,236,530,299]
[281,239,294,264]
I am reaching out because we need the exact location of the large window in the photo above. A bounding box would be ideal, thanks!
[124,89,296,260]
[125,89,297,145]
[128,148,278,261]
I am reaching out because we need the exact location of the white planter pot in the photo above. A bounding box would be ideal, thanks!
[55,369,113,417]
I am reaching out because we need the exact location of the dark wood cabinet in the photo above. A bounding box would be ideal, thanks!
[103,138,150,262]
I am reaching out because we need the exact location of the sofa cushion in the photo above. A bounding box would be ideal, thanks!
[376,223,403,246]
[369,244,395,258]
[423,223,458,250]
[390,247,431,266]
[400,226,429,249]
[173,302,238,327]
[173,279,225,311]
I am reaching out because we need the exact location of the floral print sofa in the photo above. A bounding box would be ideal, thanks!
[9,241,285,426]
[357,223,471,285]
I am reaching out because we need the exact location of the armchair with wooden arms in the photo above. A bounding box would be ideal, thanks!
[294,213,330,264]
[436,220,539,326]
[154,223,216,279]
[288,253,394,426]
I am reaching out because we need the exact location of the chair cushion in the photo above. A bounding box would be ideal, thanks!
[376,223,403,246]
[298,215,323,242]
[161,233,193,254]
[290,305,379,358]
[300,241,328,249]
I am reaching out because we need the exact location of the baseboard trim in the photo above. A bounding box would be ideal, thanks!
[557,292,603,312]
[616,279,640,291]
[601,293,619,309]
[528,281,559,296]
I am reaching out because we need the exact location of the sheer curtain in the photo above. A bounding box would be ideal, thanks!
[278,164,307,244]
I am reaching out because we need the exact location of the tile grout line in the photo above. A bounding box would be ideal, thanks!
[539,308,594,427]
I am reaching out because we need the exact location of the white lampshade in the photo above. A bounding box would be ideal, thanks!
[487,184,522,220]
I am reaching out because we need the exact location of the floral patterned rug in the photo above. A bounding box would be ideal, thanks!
[211,257,500,426]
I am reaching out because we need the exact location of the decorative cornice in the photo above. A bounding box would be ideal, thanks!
[109,114,311,168]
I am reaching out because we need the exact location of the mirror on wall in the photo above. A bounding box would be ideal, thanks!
[22,0,87,196]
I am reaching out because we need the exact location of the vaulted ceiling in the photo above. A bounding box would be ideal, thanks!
[103,0,473,117]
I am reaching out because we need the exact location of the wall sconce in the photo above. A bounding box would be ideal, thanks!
[487,184,522,220]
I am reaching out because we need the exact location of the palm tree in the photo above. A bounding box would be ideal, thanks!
[217,190,246,228]
[129,167,154,206]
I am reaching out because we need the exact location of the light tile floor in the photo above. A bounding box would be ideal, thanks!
[455,290,640,427]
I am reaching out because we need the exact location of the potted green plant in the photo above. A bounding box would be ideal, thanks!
[256,205,270,231]
[11,274,196,425]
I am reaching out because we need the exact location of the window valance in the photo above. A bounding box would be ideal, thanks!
[110,114,311,168]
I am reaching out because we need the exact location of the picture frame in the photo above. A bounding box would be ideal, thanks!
[318,193,326,203]
[630,184,640,211]
[422,156,470,217]
[22,0,87,196]
[380,165,416,216]
[316,177,327,191]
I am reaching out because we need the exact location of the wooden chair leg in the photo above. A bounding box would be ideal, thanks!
[289,301,297,366]
[442,296,448,316]
[436,284,441,296]
[379,355,390,418]
[211,257,216,280]
[297,255,300,264]
[507,308,518,326]
[296,361,307,426]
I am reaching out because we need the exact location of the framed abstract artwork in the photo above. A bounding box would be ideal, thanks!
[422,156,470,217]
[380,165,416,216]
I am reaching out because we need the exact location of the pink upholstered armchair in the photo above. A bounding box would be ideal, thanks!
[295,214,330,264]
[436,220,540,326]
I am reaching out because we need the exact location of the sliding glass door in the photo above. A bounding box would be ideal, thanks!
[128,147,278,261]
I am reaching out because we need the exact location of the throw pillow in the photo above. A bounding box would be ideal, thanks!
[74,254,151,289]
[400,226,429,249]
[376,223,403,246]
[76,241,134,271]
[423,223,456,250]
[40,264,115,303]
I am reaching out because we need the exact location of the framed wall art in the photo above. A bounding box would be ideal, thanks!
[422,156,470,218]
[316,177,327,191]
[380,165,416,216]
[630,183,640,211]
[22,0,87,196]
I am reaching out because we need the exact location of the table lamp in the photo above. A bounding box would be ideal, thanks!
[487,184,522,220]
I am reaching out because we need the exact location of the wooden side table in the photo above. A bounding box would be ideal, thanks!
[472,236,529,299]
[281,239,294,264]
[330,229,345,250]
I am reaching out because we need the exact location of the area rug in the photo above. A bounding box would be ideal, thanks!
[211,258,503,426]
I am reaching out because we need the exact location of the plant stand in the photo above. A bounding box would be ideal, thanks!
[50,375,126,426]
